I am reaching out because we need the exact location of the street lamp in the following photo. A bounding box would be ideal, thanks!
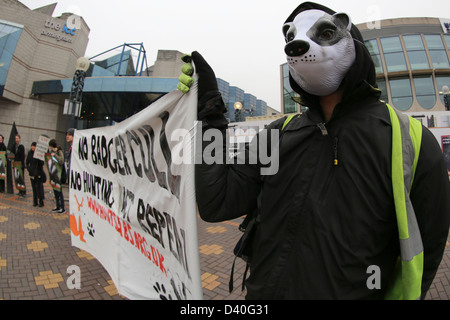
[234,101,243,122]
[440,86,450,111]
[64,57,90,118]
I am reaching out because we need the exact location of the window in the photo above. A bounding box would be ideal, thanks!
[403,35,430,70]
[426,34,445,50]
[424,35,450,69]
[413,76,436,109]
[282,63,301,114]
[95,50,135,76]
[365,39,383,73]
[380,37,407,72]
[284,93,298,114]
[256,100,267,116]
[407,51,430,70]
[444,34,450,50]
[389,78,413,111]
[428,51,450,69]
[0,22,23,95]
[376,79,388,102]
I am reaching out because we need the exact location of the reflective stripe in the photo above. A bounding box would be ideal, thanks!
[409,117,422,186]
[386,104,423,300]
[283,106,424,299]
[282,114,298,131]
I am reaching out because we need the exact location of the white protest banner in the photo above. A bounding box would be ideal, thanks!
[34,135,50,161]
[69,78,202,300]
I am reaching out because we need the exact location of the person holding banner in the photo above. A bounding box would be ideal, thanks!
[0,135,6,193]
[65,128,75,183]
[12,134,26,197]
[26,142,45,207]
[177,2,450,300]
[48,139,65,214]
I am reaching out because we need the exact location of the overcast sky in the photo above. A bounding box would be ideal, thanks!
[20,0,450,111]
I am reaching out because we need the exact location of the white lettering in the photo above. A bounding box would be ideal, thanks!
[366,265,381,290]
[66,265,81,289]
[43,18,77,43]
[66,14,82,30]
[366,5,381,30]
[180,304,214,317]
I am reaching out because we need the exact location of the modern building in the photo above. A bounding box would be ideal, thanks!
[281,63,307,115]
[32,43,170,130]
[146,49,185,78]
[0,0,181,149]
[219,79,268,123]
[146,52,269,123]
[0,0,90,147]
[358,17,450,113]
[0,0,268,153]
[281,16,450,115]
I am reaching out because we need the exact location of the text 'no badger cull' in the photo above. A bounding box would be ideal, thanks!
[75,119,282,186]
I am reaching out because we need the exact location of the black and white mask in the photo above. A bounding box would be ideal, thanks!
[283,9,356,96]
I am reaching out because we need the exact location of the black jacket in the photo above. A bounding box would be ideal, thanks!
[13,143,25,166]
[26,150,44,180]
[195,2,450,300]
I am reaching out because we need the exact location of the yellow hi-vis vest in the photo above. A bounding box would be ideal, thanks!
[385,104,423,300]
[282,103,424,300]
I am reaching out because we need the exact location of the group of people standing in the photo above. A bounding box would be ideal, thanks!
[0,128,74,214]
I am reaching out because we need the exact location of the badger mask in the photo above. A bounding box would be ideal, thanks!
[283,9,356,96]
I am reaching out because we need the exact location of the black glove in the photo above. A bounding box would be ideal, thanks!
[178,51,228,129]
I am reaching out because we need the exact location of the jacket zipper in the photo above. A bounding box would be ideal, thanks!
[317,123,339,166]
[317,123,328,136]
[333,137,339,166]
[315,123,339,202]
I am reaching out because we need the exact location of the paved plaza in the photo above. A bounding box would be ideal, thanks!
[0,175,448,300]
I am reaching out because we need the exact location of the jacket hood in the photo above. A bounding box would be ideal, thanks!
[285,2,379,111]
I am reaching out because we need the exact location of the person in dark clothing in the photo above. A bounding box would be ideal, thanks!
[0,135,6,193]
[48,139,65,214]
[26,142,45,207]
[13,134,26,197]
[178,2,450,300]
[65,128,75,184]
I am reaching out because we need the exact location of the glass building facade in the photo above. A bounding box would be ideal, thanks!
[358,17,450,112]
[0,20,22,96]
[244,93,257,117]
[280,63,310,114]
[218,78,268,123]
[281,17,450,114]
[256,99,268,117]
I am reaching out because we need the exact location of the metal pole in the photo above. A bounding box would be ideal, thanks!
[135,43,143,76]
[117,44,126,76]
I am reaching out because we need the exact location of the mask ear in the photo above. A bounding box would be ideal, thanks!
[333,13,352,31]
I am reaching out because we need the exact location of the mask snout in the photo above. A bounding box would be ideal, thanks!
[285,40,310,57]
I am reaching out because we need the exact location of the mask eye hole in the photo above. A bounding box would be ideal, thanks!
[320,29,334,41]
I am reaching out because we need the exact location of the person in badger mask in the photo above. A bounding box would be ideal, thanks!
[178,2,450,300]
